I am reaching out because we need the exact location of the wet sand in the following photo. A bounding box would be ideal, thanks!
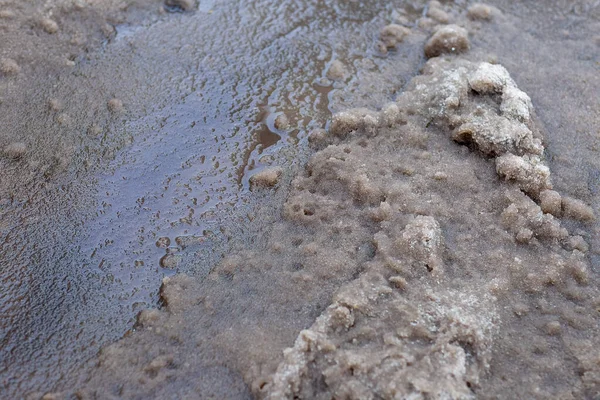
[1,0,599,398]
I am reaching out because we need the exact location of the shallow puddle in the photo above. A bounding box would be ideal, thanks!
[1,0,599,398]
[1,0,423,395]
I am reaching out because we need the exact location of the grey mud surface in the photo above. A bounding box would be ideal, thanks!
[0,0,599,399]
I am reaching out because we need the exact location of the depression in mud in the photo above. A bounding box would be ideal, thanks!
[0,0,599,399]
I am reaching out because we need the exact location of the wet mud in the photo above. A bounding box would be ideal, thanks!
[1,0,600,399]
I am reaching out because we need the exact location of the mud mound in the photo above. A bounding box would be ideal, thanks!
[263,53,598,398]
[74,14,600,400]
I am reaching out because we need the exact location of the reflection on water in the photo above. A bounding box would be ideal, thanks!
[1,0,419,395]
[4,0,597,395]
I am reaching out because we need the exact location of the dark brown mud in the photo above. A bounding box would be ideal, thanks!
[1,0,599,399]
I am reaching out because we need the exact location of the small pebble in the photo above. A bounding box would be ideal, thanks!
[424,24,470,58]
[48,99,63,112]
[544,321,561,336]
[0,58,20,76]
[274,113,289,130]
[156,237,171,248]
[427,7,450,23]
[165,0,196,12]
[249,167,283,189]
[379,24,410,49]
[433,171,448,180]
[175,235,204,249]
[3,142,26,159]
[467,4,493,20]
[40,18,59,34]
[326,60,347,81]
[388,275,407,290]
[72,0,86,11]
[539,189,562,217]
[0,10,16,19]
[107,98,124,113]
[160,253,180,269]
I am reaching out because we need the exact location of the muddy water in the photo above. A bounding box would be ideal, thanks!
[0,0,599,398]
[1,0,424,396]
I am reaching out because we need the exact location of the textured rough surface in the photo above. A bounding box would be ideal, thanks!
[77,53,600,400]
[2,1,600,399]
[259,55,598,399]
